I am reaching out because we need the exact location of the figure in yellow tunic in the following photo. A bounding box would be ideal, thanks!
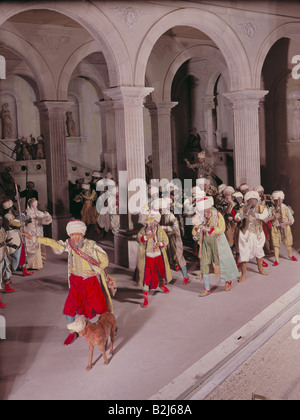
[136,213,172,308]
[25,220,116,345]
[268,190,298,266]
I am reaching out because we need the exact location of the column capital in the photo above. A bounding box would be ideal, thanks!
[223,89,268,109]
[104,86,154,108]
[145,101,178,115]
[37,101,73,118]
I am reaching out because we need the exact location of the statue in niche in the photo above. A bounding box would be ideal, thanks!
[66,111,77,137]
[292,99,300,140]
[0,103,14,139]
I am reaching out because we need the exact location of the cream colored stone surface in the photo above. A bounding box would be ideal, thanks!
[205,320,300,400]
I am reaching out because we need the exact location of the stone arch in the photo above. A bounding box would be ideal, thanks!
[0,28,55,100]
[254,22,300,88]
[58,41,107,100]
[0,1,133,89]
[70,71,106,100]
[135,8,251,91]
[162,43,229,102]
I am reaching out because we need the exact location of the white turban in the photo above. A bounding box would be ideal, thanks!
[244,190,259,202]
[218,184,227,193]
[165,182,179,192]
[233,191,243,199]
[196,196,214,212]
[66,220,87,236]
[81,183,90,190]
[239,183,249,192]
[197,177,210,186]
[223,186,235,195]
[144,213,161,224]
[2,199,13,210]
[192,186,205,199]
[272,190,285,200]
[254,185,264,192]
[148,185,159,196]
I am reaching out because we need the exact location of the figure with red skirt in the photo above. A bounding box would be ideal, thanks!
[24,220,116,345]
[136,213,172,308]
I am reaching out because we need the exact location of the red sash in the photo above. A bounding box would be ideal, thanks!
[68,239,99,268]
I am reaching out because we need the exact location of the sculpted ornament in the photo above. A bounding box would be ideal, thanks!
[114,6,143,30]
[34,29,71,54]
[239,22,257,44]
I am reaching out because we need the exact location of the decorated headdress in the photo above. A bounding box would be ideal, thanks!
[196,196,214,213]
[272,190,285,201]
[218,184,227,193]
[244,190,259,202]
[66,220,87,236]
[2,199,13,210]
[223,186,235,195]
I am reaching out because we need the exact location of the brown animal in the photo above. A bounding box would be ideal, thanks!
[67,312,117,371]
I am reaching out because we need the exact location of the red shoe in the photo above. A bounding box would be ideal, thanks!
[64,332,78,345]
[5,283,16,293]
[175,265,180,271]
[273,260,279,266]
[159,284,170,293]
[262,260,268,267]
[291,256,298,262]
[0,300,6,308]
[183,277,190,285]
[23,267,34,276]
[142,291,148,308]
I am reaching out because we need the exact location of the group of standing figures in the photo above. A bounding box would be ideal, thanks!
[134,173,298,306]
[0,165,298,348]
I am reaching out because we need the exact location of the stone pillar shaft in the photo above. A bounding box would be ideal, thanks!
[146,101,177,181]
[203,95,215,153]
[104,86,153,267]
[224,90,268,188]
[38,101,72,239]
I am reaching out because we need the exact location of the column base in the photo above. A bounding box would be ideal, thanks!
[114,230,139,269]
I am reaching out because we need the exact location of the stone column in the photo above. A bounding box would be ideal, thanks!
[104,86,153,267]
[145,101,177,181]
[203,95,216,154]
[97,99,118,181]
[224,89,268,189]
[38,101,73,239]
